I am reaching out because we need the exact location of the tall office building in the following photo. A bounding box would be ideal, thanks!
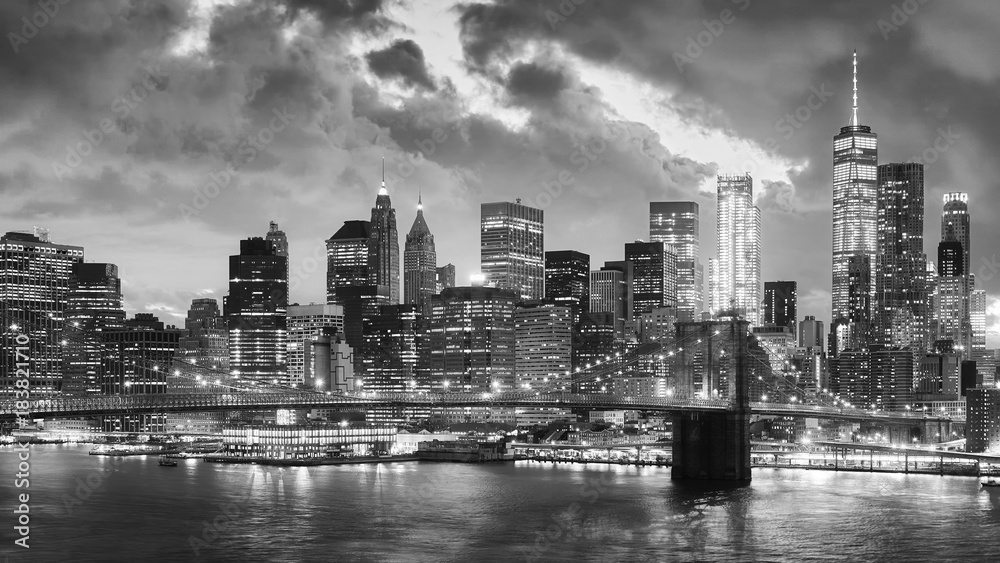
[63,263,125,396]
[936,238,971,354]
[590,264,632,339]
[942,193,971,277]
[101,313,180,432]
[514,302,573,391]
[266,221,289,289]
[287,303,344,387]
[403,194,437,315]
[369,169,400,304]
[832,51,878,326]
[715,173,762,325]
[875,163,927,352]
[764,281,797,336]
[545,250,590,314]
[436,264,455,293]
[706,258,717,316]
[326,220,371,303]
[799,316,825,349]
[225,237,288,385]
[971,289,987,356]
[361,304,425,394]
[481,200,544,300]
[625,241,677,322]
[428,286,516,392]
[845,254,873,350]
[650,202,703,322]
[176,298,228,374]
[1,230,84,399]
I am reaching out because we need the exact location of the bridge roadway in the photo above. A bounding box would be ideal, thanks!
[0,391,956,425]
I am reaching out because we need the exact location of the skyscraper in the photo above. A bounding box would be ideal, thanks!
[764,281,797,336]
[590,264,632,339]
[428,286,516,392]
[326,220,371,303]
[875,163,927,352]
[625,241,677,322]
[936,239,971,354]
[176,298,228,373]
[650,201,703,322]
[225,237,288,385]
[799,316,824,349]
[361,304,425,395]
[101,313,181,432]
[63,263,125,396]
[436,264,456,293]
[832,51,878,325]
[942,193,970,277]
[1,230,84,399]
[514,302,573,391]
[287,303,344,387]
[545,250,590,313]
[715,173,762,325]
[403,193,436,314]
[369,167,400,304]
[481,200,544,300]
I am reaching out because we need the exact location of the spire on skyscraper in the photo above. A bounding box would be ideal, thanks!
[418,188,422,211]
[849,50,859,127]
[379,157,388,196]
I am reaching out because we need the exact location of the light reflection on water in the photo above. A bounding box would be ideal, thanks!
[3,445,1000,562]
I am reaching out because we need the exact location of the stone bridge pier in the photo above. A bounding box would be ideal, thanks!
[671,320,752,482]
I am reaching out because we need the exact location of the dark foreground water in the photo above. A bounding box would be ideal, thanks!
[3,445,1000,562]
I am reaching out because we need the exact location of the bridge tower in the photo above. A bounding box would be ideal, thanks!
[671,320,752,481]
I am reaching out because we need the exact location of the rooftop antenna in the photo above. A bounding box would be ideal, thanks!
[379,157,387,196]
[849,50,859,127]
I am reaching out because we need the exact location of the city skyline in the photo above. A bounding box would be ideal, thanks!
[2,1,999,345]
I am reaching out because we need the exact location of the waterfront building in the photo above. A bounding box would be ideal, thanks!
[326,220,371,303]
[63,263,125,396]
[764,281,797,336]
[403,194,436,315]
[649,202,703,322]
[287,303,344,387]
[481,200,544,301]
[832,51,878,327]
[428,286,516,392]
[225,237,288,385]
[0,229,84,399]
[714,173,761,325]
[545,250,590,314]
[101,313,180,432]
[369,168,400,304]
[222,424,397,458]
[967,387,1000,453]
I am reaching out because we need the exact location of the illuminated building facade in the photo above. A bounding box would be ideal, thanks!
[403,195,436,315]
[0,230,83,399]
[625,241,677,323]
[369,173,400,304]
[176,298,229,374]
[325,220,371,303]
[514,302,573,391]
[63,263,125,396]
[545,250,589,314]
[481,200,544,300]
[764,281,797,336]
[649,201,703,322]
[225,237,288,385]
[287,303,344,387]
[715,173,761,325]
[428,286,516,392]
[832,52,878,325]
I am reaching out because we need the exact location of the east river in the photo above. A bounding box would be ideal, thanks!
[3,445,1000,562]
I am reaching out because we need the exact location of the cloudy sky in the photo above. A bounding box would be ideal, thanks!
[3,0,1000,342]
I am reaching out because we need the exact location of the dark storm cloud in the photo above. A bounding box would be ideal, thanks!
[506,61,567,100]
[365,39,437,90]
[283,0,391,34]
